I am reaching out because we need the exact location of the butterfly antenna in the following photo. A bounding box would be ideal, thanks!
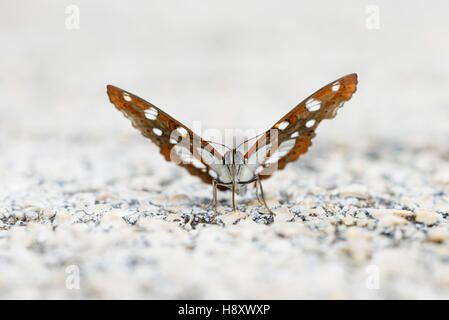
[202,140,232,151]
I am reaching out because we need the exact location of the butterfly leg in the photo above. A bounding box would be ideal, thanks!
[254,181,264,205]
[202,181,215,210]
[203,180,219,211]
[257,178,275,216]
[208,180,219,222]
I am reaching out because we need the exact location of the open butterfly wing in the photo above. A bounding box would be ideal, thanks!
[244,73,358,178]
[107,85,228,188]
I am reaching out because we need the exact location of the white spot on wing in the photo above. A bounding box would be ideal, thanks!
[247,143,271,165]
[332,82,341,92]
[209,170,218,179]
[123,93,132,102]
[173,145,194,164]
[306,98,321,112]
[277,139,296,156]
[265,153,281,164]
[279,139,296,150]
[290,132,299,138]
[196,147,219,166]
[278,121,289,130]
[153,128,163,136]
[144,107,158,120]
[176,127,188,137]
[264,139,296,165]
[192,160,206,170]
[306,120,316,128]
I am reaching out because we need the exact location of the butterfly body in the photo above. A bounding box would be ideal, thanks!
[107,73,358,220]
[214,149,258,195]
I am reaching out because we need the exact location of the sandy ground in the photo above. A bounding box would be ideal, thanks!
[1,1,449,299]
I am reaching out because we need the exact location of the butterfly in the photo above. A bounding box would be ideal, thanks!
[107,73,358,221]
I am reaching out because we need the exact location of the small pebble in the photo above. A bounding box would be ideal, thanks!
[342,216,355,226]
[273,207,293,223]
[169,194,190,205]
[369,208,414,219]
[221,211,247,225]
[427,227,448,243]
[377,215,410,227]
[101,214,127,228]
[52,209,72,226]
[166,213,184,222]
[338,184,369,199]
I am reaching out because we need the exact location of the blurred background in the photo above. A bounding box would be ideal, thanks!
[1,0,448,147]
[1,0,449,300]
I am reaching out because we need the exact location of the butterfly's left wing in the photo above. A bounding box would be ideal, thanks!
[244,73,358,178]
[107,85,230,189]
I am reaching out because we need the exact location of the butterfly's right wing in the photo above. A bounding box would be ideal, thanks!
[107,85,231,188]
[243,74,358,179]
